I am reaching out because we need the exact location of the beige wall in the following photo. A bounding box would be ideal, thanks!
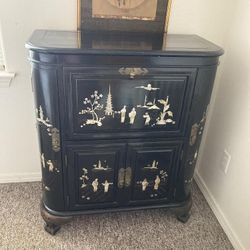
[0,0,77,180]
[0,0,249,248]
[194,1,250,249]
[170,1,250,249]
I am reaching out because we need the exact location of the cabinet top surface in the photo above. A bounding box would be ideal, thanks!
[26,30,223,57]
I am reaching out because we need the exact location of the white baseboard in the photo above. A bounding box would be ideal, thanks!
[0,172,41,183]
[194,171,245,250]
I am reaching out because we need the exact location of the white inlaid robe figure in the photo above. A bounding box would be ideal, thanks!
[92,178,99,192]
[154,175,161,190]
[120,105,127,123]
[47,160,54,172]
[143,112,151,125]
[41,153,46,168]
[129,108,136,124]
[142,178,149,191]
[102,180,112,193]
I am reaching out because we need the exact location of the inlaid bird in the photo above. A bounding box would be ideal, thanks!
[135,84,159,91]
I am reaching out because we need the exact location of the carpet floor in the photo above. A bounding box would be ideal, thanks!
[0,181,233,250]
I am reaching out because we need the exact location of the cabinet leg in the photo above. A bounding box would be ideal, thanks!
[40,202,73,235]
[44,223,61,235]
[175,196,192,223]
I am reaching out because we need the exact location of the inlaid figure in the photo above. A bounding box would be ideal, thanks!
[80,168,89,189]
[120,105,127,123]
[39,105,44,120]
[102,180,112,193]
[129,108,136,124]
[135,83,159,91]
[47,160,55,172]
[93,160,110,171]
[92,178,99,192]
[151,160,158,169]
[143,112,151,125]
[41,153,46,168]
[147,99,160,110]
[142,178,149,191]
[154,175,161,190]
[144,160,159,169]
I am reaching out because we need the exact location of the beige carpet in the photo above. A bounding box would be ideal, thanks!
[0,181,233,250]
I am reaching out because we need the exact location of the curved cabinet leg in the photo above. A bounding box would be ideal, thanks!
[175,196,192,223]
[44,223,61,235]
[40,202,73,235]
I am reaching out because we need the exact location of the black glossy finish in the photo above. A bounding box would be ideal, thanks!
[26,30,223,57]
[26,30,223,233]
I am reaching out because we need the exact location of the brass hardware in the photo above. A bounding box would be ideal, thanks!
[189,123,199,146]
[189,111,207,146]
[124,167,132,187]
[51,128,60,152]
[36,105,61,152]
[180,150,184,160]
[119,67,148,79]
[64,155,68,167]
[118,168,125,188]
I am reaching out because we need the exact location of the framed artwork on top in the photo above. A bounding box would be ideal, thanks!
[78,0,172,33]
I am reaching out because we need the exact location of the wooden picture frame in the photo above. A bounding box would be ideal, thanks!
[77,0,172,33]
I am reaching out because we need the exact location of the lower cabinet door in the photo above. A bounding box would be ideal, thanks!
[66,142,126,210]
[125,141,182,205]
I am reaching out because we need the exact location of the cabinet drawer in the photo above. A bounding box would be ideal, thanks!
[62,67,196,139]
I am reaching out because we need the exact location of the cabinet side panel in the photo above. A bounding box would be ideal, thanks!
[175,65,218,202]
[31,63,65,211]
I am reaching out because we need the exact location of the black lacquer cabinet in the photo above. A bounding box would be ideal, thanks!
[26,30,223,235]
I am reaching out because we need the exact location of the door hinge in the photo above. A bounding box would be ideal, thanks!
[180,150,184,160]
[118,168,125,188]
[64,155,68,167]
[66,195,70,207]
[124,167,132,188]
[173,188,177,199]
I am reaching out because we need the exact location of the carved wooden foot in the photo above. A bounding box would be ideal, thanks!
[44,223,61,235]
[40,202,73,235]
[176,211,191,223]
[175,196,192,224]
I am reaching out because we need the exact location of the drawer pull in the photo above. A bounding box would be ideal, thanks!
[51,128,60,152]
[118,168,125,188]
[125,167,132,187]
[119,67,148,79]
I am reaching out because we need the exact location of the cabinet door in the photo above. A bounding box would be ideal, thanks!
[62,67,196,140]
[125,141,182,205]
[65,142,126,210]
